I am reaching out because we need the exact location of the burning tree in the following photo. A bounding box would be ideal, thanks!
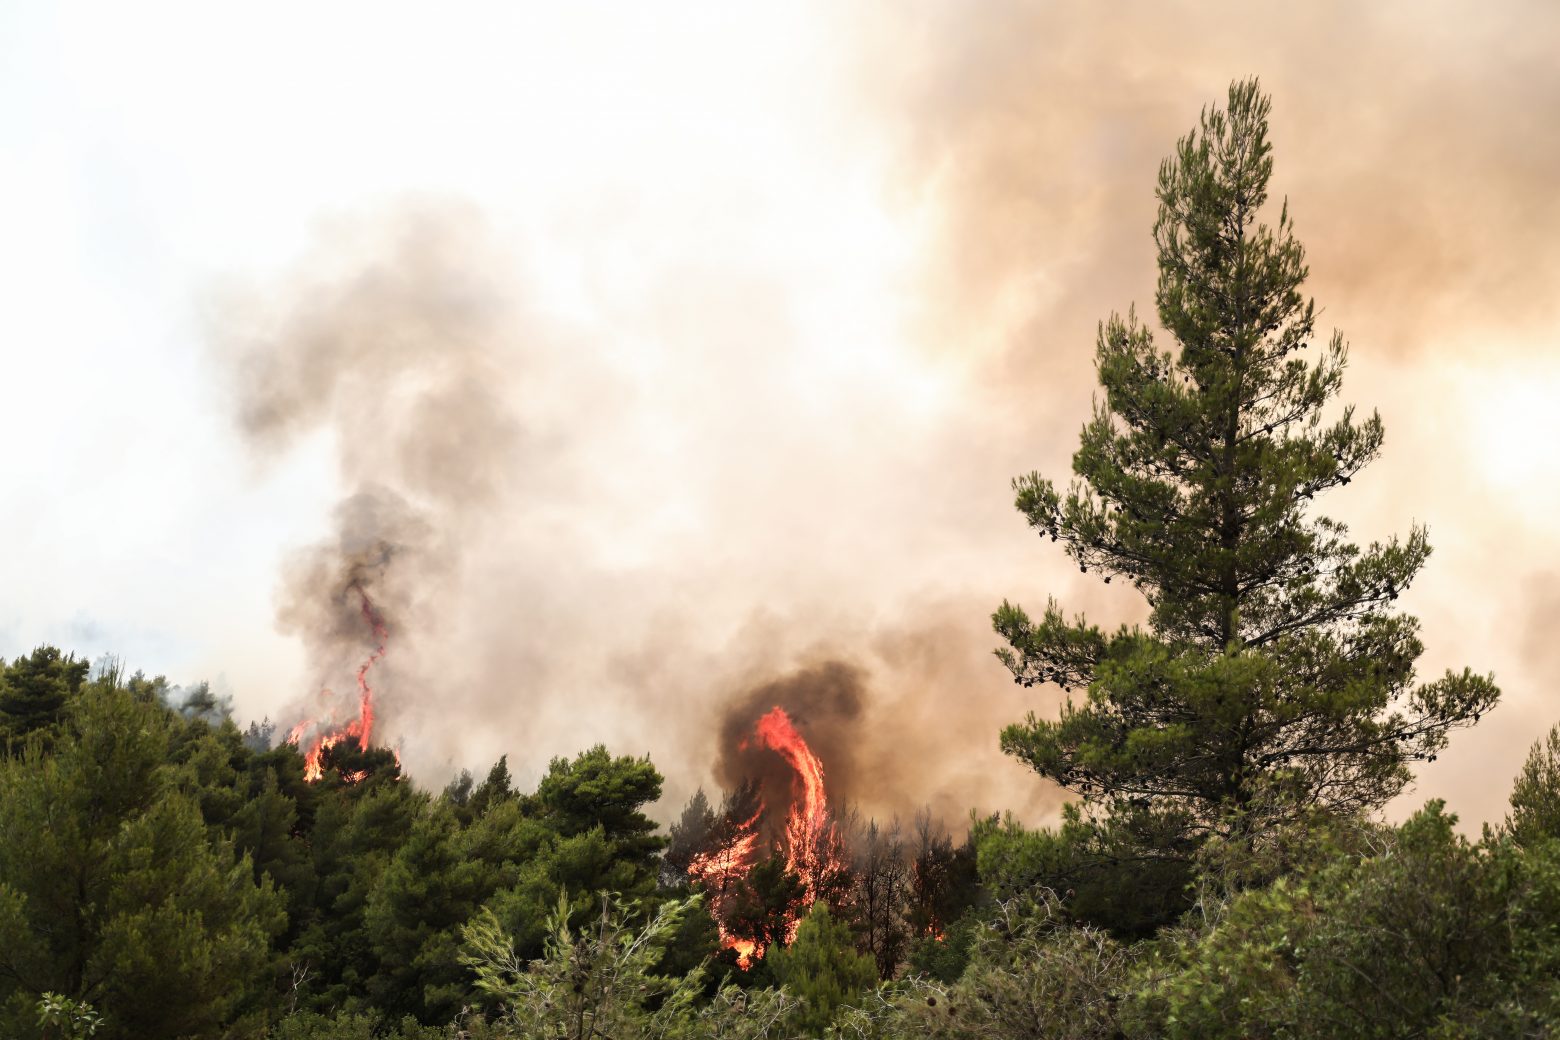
[681,706,849,968]
[284,579,395,785]
[994,81,1499,885]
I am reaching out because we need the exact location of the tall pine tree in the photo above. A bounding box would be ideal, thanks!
[995,80,1497,846]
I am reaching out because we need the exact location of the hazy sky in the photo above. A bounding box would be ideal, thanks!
[3,1,1557,829]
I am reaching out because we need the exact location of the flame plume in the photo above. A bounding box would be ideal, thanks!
[287,583,389,782]
[687,705,845,966]
[753,706,844,925]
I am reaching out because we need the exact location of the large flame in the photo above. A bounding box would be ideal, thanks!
[687,705,844,966]
[286,583,388,782]
[686,805,765,967]
[753,705,841,923]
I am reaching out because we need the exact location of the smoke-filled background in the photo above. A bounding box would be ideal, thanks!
[3,0,1558,829]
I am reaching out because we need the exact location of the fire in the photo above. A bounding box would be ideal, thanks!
[753,706,842,928]
[687,706,844,965]
[687,804,765,966]
[287,583,389,782]
[727,939,758,968]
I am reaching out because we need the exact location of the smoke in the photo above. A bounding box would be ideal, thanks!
[215,207,528,757]
[844,0,1560,826]
[212,191,1075,829]
[717,662,866,815]
[855,0,1560,370]
[206,2,1560,833]
[713,615,1073,835]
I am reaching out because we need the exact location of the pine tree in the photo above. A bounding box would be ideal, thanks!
[0,676,283,1039]
[768,904,877,1036]
[0,647,89,751]
[662,787,718,888]
[1507,723,1560,848]
[995,80,1498,846]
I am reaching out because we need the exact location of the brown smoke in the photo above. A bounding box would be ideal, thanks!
[845,0,1560,826]
[709,602,1078,831]
[211,199,1066,829]
[855,0,1560,372]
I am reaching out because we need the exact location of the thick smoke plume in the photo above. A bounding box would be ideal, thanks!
[207,2,1560,834]
[715,663,864,841]
[214,199,1061,827]
[218,208,523,759]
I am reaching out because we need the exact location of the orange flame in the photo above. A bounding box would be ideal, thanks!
[687,706,844,965]
[287,583,388,782]
[687,806,764,966]
[727,939,758,970]
[753,706,842,929]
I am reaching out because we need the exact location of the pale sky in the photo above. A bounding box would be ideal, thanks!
[3,1,1557,829]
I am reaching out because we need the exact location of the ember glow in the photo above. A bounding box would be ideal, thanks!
[286,584,389,782]
[687,706,844,966]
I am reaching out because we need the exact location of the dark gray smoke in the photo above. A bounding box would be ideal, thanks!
[715,661,867,840]
[216,206,523,753]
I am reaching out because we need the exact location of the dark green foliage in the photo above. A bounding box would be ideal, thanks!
[442,756,518,826]
[316,735,404,786]
[1129,804,1560,1038]
[274,746,671,1024]
[1509,723,1560,849]
[0,646,89,750]
[463,893,795,1040]
[904,911,979,984]
[872,894,1135,1040]
[905,816,982,942]
[662,786,718,888]
[468,755,516,820]
[995,79,1498,859]
[480,748,668,967]
[266,1010,451,1040]
[229,768,316,916]
[974,805,1193,938]
[443,767,476,810]
[244,716,278,751]
[0,647,809,1036]
[0,635,1544,1040]
[720,854,806,961]
[287,780,428,1013]
[363,803,500,1022]
[0,677,284,1039]
[768,904,876,1036]
[173,680,231,724]
[534,745,665,865]
[654,886,728,990]
[857,804,1560,1039]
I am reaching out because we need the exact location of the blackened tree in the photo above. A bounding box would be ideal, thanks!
[995,80,1498,848]
[849,817,910,978]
